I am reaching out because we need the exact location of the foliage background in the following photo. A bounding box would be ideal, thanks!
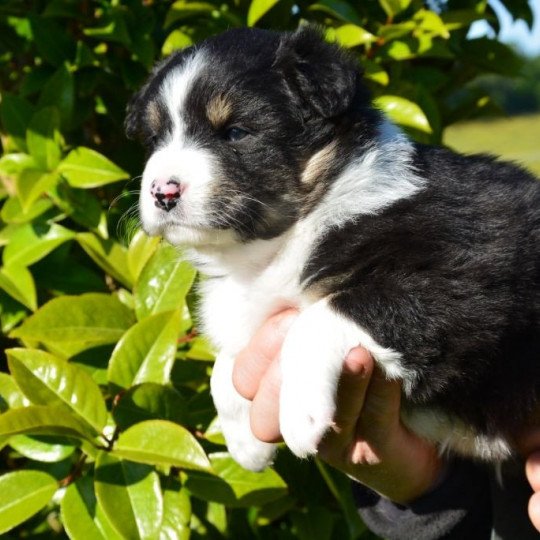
[0,0,537,538]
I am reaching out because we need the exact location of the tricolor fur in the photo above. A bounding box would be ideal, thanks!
[128,27,540,471]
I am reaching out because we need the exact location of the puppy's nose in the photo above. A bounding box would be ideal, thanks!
[150,177,182,212]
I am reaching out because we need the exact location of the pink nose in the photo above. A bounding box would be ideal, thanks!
[150,177,182,212]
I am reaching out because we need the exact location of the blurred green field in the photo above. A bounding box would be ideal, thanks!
[444,114,540,177]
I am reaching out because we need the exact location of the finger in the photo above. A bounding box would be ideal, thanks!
[330,347,374,438]
[250,356,283,442]
[526,451,540,491]
[317,348,374,462]
[529,492,540,533]
[233,309,297,400]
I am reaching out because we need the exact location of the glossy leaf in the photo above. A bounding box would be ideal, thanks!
[16,170,60,211]
[162,30,193,56]
[0,470,57,535]
[0,264,37,311]
[375,95,432,133]
[108,310,181,391]
[10,293,135,347]
[26,107,62,171]
[159,478,191,540]
[7,348,108,434]
[184,452,287,507]
[127,230,161,283]
[134,243,196,320]
[94,452,163,540]
[113,383,188,430]
[247,0,280,26]
[1,196,55,225]
[0,372,24,412]
[77,232,132,288]
[165,2,216,28]
[2,222,75,267]
[58,147,128,188]
[61,476,107,540]
[0,405,96,441]
[330,24,376,48]
[38,64,75,127]
[113,420,212,472]
[9,434,77,462]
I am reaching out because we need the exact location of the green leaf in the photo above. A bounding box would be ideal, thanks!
[463,38,523,77]
[0,152,36,177]
[10,293,136,348]
[160,478,191,540]
[247,0,280,26]
[9,434,77,462]
[165,1,217,28]
[0,405,97,441]
[113,420,212,472]
[329,24,376,48]
[0,470,57,535]
[374,95,432,133]
[0,264,37,310]
[309,0,363,25]
[128,230,161,283]
[29,16,75,66]
[58,147,129,188]
[185,452,287,507]
[0,196,54,225]
[77,233,132,288]
[61,476,107,540]
[17,170,60,211]
[26,107,63,171]
[7,348,108,435]
[134,243,196,320]
[94,452,163,540]
[379,0,411,18]
[2,222,75,267]
[113,383,188,431]
[0,94,35,150]
[162,30,193,56]
[0,373,24,412]
[38,64,75,127]
[108,310,181,391]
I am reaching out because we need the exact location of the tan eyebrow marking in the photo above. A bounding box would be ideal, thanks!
[301,140,338,184]
[207,94,233,128]
[146,100,161,132]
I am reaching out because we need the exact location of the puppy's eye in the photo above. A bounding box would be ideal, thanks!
[225,127,249,142]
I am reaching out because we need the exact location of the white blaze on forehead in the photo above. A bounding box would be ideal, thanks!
[160,49,207,138]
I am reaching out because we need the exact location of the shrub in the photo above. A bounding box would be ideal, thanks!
[0,0,533,538]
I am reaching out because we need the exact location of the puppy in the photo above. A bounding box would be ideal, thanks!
[127,26,540,471]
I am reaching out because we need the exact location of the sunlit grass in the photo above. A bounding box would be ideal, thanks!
[444,114,540,176]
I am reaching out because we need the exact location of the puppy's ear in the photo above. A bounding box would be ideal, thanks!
[274,26,361,119]
[125,86,147,140]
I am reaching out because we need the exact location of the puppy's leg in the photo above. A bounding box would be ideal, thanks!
[279,298,405,458]
[210,352,277,471]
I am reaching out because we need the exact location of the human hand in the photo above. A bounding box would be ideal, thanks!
[233,309,443,504]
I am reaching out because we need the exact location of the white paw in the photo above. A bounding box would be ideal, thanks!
[280,384,336,457]
[210,351,276,471]
[278,299,363,458]
[224,425,277,471]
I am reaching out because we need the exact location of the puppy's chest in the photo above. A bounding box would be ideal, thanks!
[198,244,313,354]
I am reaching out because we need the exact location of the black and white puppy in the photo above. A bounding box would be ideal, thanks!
[127,26,540,471]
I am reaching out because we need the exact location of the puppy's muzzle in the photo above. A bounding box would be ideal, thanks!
[150,177,182,212]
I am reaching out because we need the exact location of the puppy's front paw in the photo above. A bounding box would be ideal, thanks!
[280,383,336,458]
[278,299,362,458]
[224,425,277,472]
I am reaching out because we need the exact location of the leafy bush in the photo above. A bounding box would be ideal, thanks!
[0,0,533,538]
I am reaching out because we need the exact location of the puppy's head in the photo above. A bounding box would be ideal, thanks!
[128,26,376,246]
